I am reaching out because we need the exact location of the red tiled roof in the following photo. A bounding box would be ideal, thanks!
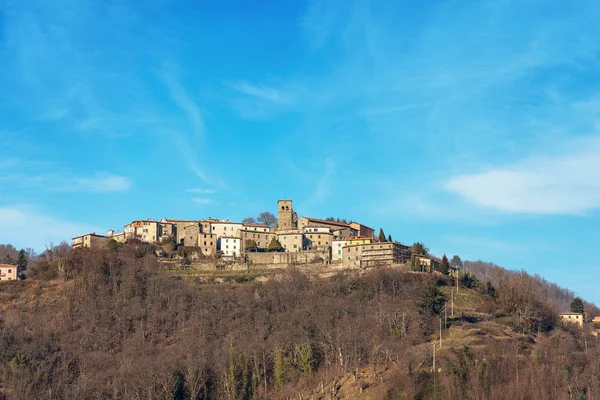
[303,217,352,228]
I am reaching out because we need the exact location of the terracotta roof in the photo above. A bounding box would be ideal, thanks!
[0,264,16,269]
[559,312,584,316]
[302,217,352,228]
[350,222,375,231]
[242,224,270,228]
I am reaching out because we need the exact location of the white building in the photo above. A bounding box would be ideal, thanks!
[211,222,243,239]
[219,236,242,258]
[332,239,346,261]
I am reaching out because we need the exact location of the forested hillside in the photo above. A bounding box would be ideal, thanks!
[0,243,598,399]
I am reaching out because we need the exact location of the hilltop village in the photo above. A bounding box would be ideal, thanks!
[71,199,443,271]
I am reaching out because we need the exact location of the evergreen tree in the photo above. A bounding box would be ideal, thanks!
[439,254,450,275]
[450,255,463,267]
[570,297,585,314]
[412,242,429,256]
[388,234,393,242]
[416,282,447,315]
[378,228,387,242]
[16,249,28,274]
[267,238,283,252]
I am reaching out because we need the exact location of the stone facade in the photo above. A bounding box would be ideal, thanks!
[277,230,303,252]
[124,220,172,243]
[72,233,110,249]
[184,224,201,247]
[277,200,297,230]
[298,217,358,239]
[198,233,217,256]
[349,222,375,239]
[247,249,329,266]
[0,264,18,281]
[303,227,333,250]
[416,255,441,273]
[240,226,275,251]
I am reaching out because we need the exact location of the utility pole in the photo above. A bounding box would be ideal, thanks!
[439,318,442,348]
[451,289,454,317]
[444,302,447,329]
[433,343,437,400]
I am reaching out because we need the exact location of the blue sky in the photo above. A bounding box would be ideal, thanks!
[1,0,599,302]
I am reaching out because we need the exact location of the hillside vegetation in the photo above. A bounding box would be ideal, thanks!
[0,244,598,399]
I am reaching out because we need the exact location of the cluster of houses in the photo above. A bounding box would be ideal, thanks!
[72,199,442,269]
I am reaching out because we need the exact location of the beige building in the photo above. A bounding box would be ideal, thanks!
[277,230,303,252]
[107,230,126,243]
[124,220,173,243]
[72,233,110,249]
[298,217,358,239]
[0,264,18,281]
[559,312,584,327]
[342,242,410,268]
[303,227,333,250]
[416,255,441,273]
[349,222,375,239]
[219,236,241,258]
[240,225,275,251]
[210,221,243,239]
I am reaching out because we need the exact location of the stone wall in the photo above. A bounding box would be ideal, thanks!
[247,249,329,266]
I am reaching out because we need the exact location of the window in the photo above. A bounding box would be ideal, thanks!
[318,235,321,238]
[318,242,321,246]
[226,245,229,249]
[210,242,213,245]
[204,241,207,245]
[8,269,11,273]
[294,244,297,248]
[338,250,341,255]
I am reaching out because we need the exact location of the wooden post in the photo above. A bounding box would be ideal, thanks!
[451,289,454,317]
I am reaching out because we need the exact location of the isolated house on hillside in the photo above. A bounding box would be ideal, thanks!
[559,312,584,327]
[0,264,18,281]
[72,233,110,249]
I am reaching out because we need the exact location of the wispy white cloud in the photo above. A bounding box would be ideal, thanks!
[228,81,290,103]
[186,188,216,194]
[303,157,336,210]
[445,135,600,215]
[72,175,132,193]
[0,205,100,251]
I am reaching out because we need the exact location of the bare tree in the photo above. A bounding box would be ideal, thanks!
[257,211,277,227]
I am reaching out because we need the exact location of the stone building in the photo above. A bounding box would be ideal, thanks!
[342,242,410,268]
[0,264,17,281]
[72,233,110,249]
[297,217,358,239]
[302,226,333,250]
[277,230,303,252]
[107,230,126,243]
[124,220,173,243]
[161,218,200,244]
[349,222,375,239]
[183,224,201,247]
[198,233,217,256]
[240,224,275,251]
[416,255,441,273]
[218,236,241,258]
[277,200,298,230]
